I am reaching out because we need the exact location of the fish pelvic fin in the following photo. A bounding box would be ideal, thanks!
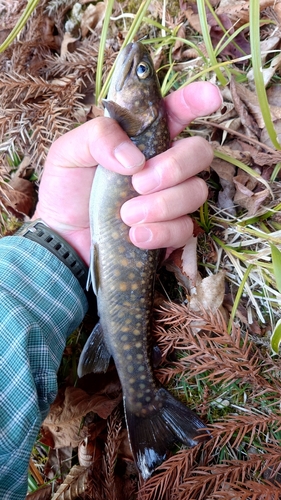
[124,387,211,480]
[77,322,111,377]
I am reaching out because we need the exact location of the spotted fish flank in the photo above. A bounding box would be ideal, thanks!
[78,42,210,479]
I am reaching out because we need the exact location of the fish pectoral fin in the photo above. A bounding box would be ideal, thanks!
[77,322,111,377]
[124,387,211,480]
[88,243,100,295]
[103,99,146,136]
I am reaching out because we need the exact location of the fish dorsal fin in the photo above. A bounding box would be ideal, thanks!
[103,99,145,136]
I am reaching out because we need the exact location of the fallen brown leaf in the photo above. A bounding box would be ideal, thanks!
[230,78,259,138]
[41,386,121,448]
[233,177,270,216]
[81,2,106,38]
[78,438,102,467]
[165,236,199,291]
[60,32,79,57]
[216,0,275,28]
[190,271,226,313]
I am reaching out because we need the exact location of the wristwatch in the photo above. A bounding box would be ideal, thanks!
[16,219,88,290]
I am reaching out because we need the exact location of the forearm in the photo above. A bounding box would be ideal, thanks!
[0,236,88,500]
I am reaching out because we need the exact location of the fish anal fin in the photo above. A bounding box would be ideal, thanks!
[124,387,211,480]
[77,322,111,377]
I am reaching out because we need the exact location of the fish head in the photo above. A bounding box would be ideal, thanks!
[103,42,164,137]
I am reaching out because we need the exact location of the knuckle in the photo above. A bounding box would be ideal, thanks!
[193,136,214,165]
[155,193,170,220]
[193,176,208,201]
[162,153,184,185]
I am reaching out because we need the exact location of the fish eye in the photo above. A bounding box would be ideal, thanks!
[136,61,151,79]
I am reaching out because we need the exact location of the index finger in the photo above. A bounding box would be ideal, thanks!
[165,82,222,139]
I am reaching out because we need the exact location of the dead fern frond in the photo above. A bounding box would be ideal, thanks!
[102,409,122,500]
[205,480,281,500]
[0,73,84,171]
[155,303,281,399]
[137,447,202,500]
[208,414,281,452]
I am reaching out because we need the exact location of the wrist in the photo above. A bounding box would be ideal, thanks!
[16,219,89,290]
[31,213,90,266]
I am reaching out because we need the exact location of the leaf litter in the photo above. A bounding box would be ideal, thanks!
[0,0,281,498]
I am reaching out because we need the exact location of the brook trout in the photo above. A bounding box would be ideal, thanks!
[78,41,209,479]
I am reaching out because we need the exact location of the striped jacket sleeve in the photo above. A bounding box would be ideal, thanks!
[0,236,88,500]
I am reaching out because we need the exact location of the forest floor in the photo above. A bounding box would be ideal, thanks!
[1,0,281,499]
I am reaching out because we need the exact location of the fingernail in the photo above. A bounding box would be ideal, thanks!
[133,169,161,194]
[114,141,145,169]
[131,226,153,243]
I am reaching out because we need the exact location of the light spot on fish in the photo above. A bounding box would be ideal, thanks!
[137,354,143,360]
[123,343,131,351]
[135,342,142,348]
[121,326,130,332]
[138,365,145,372]
[139,383,145,390]
[112,231,119,240]
[121,334,128,341]
[121,258,129,266]
[127,354,133,361]
[118,245,126,253]
[145,396,151,402]
[131,283,138,291]
[120,282,127,291]
[127,365,134,373]
[136,261,143,268]
[138,144,146,151]
[114,269,121,277]
[133,329,141,336]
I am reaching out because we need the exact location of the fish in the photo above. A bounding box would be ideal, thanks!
[78,41,210,479]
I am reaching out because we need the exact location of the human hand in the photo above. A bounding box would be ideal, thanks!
[33,82,222,266]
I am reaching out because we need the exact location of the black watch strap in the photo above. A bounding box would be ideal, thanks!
[16,220,88,290]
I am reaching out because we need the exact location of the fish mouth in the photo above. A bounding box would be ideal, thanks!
[115,43,135,92]
[114,42,146,93]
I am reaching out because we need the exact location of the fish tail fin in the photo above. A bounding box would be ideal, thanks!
[124,387,210,480]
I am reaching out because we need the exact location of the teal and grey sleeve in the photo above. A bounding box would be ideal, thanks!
[0,236,88,500]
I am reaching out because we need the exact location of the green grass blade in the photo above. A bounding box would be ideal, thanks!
[98,0,152,102]
[214,150,273,193]
[271,319,281,354]
[95,0,115,104]
[227,264,253,333]
[249,0,281,149]
[196,0,227,85]
[270,244,281,293]
[0,0,40,53]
